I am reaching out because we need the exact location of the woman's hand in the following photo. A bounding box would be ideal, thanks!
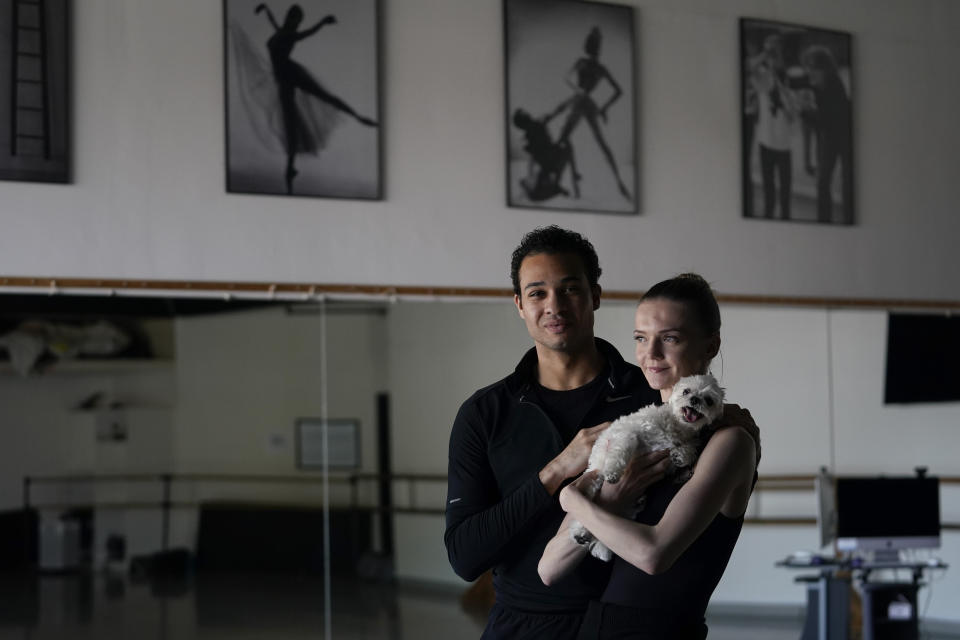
[717,404,761,463]
[559,476,589,513]
[322,14,337,26]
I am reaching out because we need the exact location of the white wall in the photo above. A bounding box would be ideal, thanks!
[0,0,958,301]
[0,357,177,566]
[172,306,388,476]
[386,301,529,477]
[0,306,388,563]
[0,367,173,506]
[166,305,388,549]
[386,301,531,582]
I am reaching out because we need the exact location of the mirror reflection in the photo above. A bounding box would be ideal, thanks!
[0,293,956,639]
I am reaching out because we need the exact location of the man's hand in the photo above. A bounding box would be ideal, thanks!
[596,449,671,512]
[717,404,761,464]
[539,422,611,495]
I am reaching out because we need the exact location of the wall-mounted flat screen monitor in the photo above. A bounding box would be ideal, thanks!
[834,476,940,555]
[885,313,960,404]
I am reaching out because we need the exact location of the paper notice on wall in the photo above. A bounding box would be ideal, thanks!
[296,419,359,469]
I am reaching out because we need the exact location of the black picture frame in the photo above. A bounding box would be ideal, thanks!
[295,417,360,470]
[504,0,638,214]
[223,0,382,199]
[740,18,854,225]
[0,0,71,184]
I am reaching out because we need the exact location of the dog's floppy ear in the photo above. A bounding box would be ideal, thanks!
[704,374,724,399]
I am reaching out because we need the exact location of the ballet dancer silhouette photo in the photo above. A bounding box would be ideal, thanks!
[512,105,580,202]
[225,0,381,198]
[554,26,631,201]
[505,0,637,214]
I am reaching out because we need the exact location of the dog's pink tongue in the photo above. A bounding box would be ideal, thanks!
[682,407,701,422]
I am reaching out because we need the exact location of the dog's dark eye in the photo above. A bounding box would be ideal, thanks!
[682,388,691,395]
[705,398,714,407]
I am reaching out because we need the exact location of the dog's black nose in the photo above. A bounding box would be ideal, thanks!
[690,396,700,406]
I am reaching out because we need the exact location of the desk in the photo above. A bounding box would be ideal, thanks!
[776,557,948,640]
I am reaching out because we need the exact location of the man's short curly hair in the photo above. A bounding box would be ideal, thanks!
[510,225,602,296]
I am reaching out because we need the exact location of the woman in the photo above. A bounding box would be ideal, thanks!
[554,26,631,201]
[254,3,377,194]
[748,34,799,219]
[538,274,759,639]
[512,106,579,201]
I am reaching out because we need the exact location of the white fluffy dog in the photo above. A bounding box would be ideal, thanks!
[568,374,725,561]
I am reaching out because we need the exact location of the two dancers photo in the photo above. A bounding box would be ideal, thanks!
[506,0,637,214]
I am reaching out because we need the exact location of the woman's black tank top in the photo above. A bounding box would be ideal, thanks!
[599,456,748,625]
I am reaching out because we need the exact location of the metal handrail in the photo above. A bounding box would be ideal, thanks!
[23,471,960,547]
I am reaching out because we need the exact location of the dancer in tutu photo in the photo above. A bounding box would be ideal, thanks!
[254,3,377,194]
[226,1,380,198]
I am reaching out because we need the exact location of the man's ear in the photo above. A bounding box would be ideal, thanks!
[591,284,602,311]
[514,294,524,316]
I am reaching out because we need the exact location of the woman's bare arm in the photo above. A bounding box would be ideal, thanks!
[558,427,756,575]
[538,450,671,585]
[598,66,622,120]
[539,511,591,586]
[564,61,584,95]
[297,15,336,41]
[254,4,280,31]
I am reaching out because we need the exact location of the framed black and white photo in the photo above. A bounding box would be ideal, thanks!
[0,0,70,183]
[504,0,637,214]
[740,18,853,225]
[224,0,381,199]
[296,417,360,470]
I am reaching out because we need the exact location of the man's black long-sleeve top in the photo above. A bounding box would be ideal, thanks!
[444,338,659,613]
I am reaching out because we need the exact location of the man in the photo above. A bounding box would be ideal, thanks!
[444,226,670,639]
[512,107,579,201]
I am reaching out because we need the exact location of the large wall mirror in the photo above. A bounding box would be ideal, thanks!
[1,286,958,637]
[0,291,475,637]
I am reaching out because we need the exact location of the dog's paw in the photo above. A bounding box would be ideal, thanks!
[569,521,593,546]
[572,530,594,545]
[604,471,623,484]
[590,542,613,562]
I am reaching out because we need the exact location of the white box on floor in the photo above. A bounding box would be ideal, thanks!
[38,517,81,572]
